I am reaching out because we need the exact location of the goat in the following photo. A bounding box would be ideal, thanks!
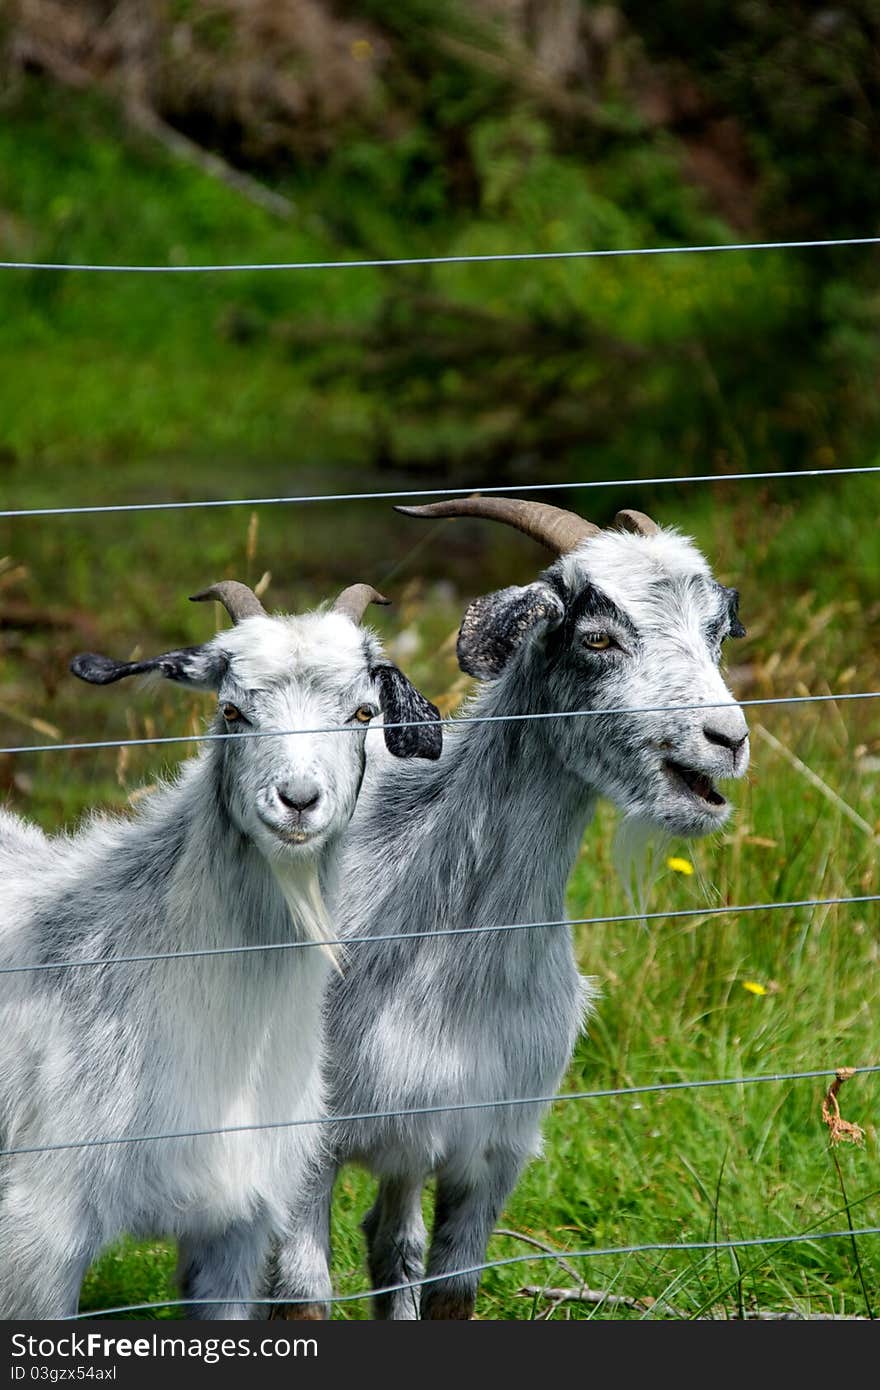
[269,498,750,1320]
[0,579,441,1320]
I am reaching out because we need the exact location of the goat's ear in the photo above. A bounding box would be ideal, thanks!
[70,645,225,692]
[372,665,443,760]
[457,582,565,680]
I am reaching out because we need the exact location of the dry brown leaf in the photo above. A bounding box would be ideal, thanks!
[821,1068,865,1147]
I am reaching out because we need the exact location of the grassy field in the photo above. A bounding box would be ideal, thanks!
[1,82,878,1321]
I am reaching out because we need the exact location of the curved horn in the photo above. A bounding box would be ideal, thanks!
[332,583,391,624]
[394,496,599,555]
[189,580,267,623]
[613,508,660,537]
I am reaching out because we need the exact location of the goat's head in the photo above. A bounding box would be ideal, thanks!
[397,498,749,838]
[70,580,441,858]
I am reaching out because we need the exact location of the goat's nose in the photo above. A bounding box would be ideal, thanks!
[276,783,322,815]
[703,724,748,754]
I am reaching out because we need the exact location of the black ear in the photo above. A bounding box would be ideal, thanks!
[70,645,224,691]
[457,582,565,680]
[725,587,746,640]
[372,666,443,760]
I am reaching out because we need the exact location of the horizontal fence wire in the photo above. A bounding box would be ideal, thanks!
[71,1226,880,1319]
[3,689,880,759]
[4,233,880,276]
[2,893,876,978]
[3,463,880,519]
[3,1065,878,1160]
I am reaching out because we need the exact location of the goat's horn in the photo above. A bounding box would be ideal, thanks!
[613,508,660,537]
[189,580,267,622]
[332,583,391,624]
[394,496,599,555]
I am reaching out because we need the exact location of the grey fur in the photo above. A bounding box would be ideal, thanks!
[0,599,439,1320]
[270,522,750,1320]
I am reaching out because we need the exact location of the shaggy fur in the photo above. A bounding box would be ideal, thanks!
[0,606,439,1319]
[270,525,749,1319]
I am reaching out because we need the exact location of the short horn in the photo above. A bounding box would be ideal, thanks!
[613,509,660,537]
[332,583,391,624]
[189,580,267,623]
[394,496,599,555]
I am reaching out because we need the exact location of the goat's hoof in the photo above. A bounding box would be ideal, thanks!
[421,1295,475,1320]
[269,1302,328,1321]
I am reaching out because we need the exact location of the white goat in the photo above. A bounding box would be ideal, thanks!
[0,579,440,1320]
[269,499,750,1319]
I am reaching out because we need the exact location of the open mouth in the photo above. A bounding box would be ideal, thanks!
[664,760,726,808]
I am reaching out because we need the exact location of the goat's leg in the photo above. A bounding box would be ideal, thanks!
[266,1160,336,1320]
[420,1151,523,1320]
[0,1192,97,1319]
[178,1214,272,1320]
[361,1174,427,1320]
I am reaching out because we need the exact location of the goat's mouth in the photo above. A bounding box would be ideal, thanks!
[258,814,322,847]
[274,824,321,846]
[664,760,726,809]
[278,828,314,845]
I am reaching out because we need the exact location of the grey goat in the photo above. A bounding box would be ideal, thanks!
[0,579,440,1319]
[270,498,749,1320]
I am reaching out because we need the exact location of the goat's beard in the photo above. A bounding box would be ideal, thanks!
[612,816,670,922]
[270,859,344,973]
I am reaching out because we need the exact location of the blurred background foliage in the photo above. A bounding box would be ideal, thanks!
[1,0,879,492]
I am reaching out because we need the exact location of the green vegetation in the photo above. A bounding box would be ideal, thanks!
[1,2,879,1319]
[2,63,879,490]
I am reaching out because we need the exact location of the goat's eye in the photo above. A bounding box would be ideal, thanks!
[583,632,612,651]
[353,705,377,723]
[221,703,242,722]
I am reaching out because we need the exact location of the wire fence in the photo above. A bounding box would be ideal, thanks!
[2,229,878,1321]
[2,230,880,274]
[3,462,880,520]
[70,1226,880,1320]
[1,891,876,978]
[2,689,880,759]
[3,1064,878,1161]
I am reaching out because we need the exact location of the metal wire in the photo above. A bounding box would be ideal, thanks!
[3,1064,877,1160]
[70,1226,880,1319]
[3,688,880,759]
[3,463,880,520]
[4,232,880,275]
[2,892,875,978]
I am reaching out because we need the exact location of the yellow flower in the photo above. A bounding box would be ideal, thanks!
[351,38,373,61]
[666,856,694,876]
[742,981,767,996]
